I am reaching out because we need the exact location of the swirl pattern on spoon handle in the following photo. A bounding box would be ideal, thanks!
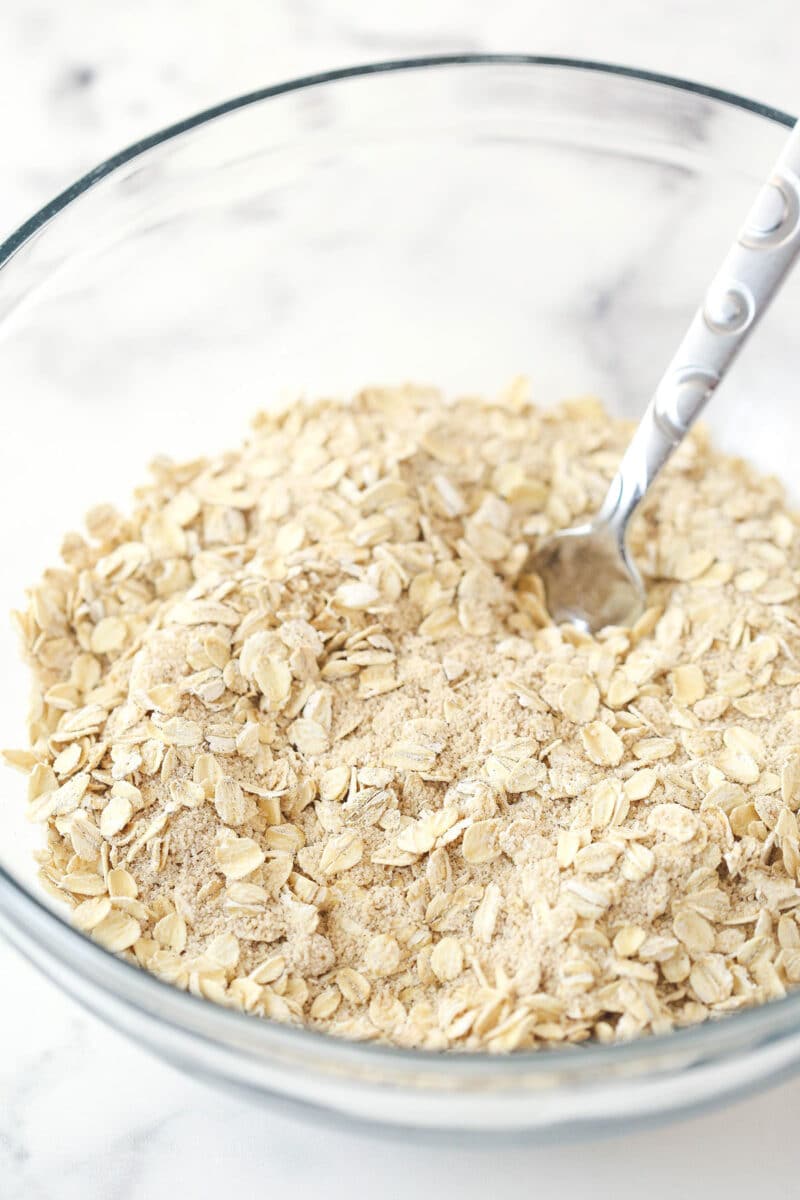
[604,119,800,534]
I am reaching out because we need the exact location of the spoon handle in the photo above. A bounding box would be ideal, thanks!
[602,118,800,534]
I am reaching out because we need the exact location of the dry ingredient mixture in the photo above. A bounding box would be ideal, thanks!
[7,383,800,1052]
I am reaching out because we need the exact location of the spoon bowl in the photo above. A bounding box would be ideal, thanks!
[530,520,645,632]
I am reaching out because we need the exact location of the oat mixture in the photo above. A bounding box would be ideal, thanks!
[7,383,800,1051]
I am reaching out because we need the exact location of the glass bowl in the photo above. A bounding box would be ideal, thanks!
[2,55,800,1139]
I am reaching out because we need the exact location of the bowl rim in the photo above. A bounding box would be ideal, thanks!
[0,52,794,273]
[1,52,798,1082]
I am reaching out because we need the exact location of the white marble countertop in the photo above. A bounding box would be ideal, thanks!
[3,2,800,1197]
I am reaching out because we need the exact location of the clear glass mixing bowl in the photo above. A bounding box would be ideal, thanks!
[2,55,800,1139]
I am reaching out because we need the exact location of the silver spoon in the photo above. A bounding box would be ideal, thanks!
[530,118,800,633]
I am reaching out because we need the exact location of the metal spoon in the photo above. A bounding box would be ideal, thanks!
[530,118,800,633]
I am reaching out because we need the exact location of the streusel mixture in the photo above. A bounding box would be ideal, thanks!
[6,383,800,1050]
